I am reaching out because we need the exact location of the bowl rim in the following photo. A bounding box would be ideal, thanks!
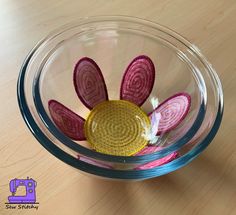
[17,15,224,179]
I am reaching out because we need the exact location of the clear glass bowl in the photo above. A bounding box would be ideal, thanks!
[17,16,223,180]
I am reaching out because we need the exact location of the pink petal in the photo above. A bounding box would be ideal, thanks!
[135,146,162,155]
[78,155,113,169]
[149,93,191,134]
[120,55,155,106]
[73,57,108,109]
[135,152,179,170]
[135,146,179,170]
[48,100,86,140]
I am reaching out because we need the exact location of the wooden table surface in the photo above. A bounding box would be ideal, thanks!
[0,1,236,214]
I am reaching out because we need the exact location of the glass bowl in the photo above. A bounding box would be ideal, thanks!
[17,16,223,180]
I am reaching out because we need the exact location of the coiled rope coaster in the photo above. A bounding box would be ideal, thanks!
[84,100,151,156]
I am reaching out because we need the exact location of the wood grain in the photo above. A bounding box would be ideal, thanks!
[0,0,236,214]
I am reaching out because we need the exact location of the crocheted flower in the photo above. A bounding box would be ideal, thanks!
[48,55,191,157]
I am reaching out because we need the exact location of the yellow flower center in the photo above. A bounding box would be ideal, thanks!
[84,100,150,156]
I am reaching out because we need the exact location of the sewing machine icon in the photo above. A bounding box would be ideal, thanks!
[8,177,37,204]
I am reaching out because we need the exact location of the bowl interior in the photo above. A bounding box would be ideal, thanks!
[37,23,203,155]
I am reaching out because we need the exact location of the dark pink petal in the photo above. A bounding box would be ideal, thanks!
[149,93,191,134]
[73,57,108,109]
[48,100,86,140]
[120,55,155,106]
[77,155,113,169]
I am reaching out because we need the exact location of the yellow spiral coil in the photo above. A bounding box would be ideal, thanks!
[84,100,150,156]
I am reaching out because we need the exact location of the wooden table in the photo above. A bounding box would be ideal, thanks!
[0,1,235,214]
